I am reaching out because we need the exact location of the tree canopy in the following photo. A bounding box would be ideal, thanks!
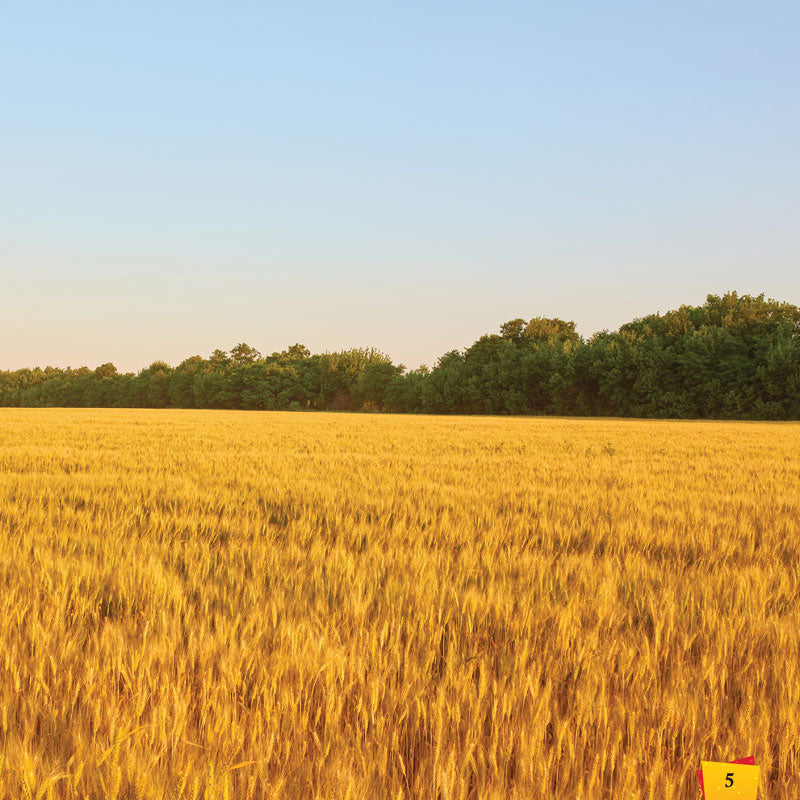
[2,292,798,419]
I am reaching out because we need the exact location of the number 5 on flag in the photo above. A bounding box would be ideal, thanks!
[700,760,759,799]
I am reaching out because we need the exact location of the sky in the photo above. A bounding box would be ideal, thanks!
[2,1,798,372]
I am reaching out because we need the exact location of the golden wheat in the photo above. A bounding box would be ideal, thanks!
[0,408,798,798]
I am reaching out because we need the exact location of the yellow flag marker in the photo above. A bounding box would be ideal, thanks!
[701,761,760,800]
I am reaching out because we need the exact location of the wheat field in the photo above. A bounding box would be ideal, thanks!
[1,409,798,799]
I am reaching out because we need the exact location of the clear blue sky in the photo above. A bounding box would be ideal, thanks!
[2,1,798,372]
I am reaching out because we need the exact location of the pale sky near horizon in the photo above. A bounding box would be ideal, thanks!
[2,1,798,373]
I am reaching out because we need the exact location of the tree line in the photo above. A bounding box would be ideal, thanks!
[2,292,799,419]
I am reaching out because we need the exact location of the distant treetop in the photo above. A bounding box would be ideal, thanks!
[1,292,798,420]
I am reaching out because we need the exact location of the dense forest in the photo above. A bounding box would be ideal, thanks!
[3,292,799,419]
